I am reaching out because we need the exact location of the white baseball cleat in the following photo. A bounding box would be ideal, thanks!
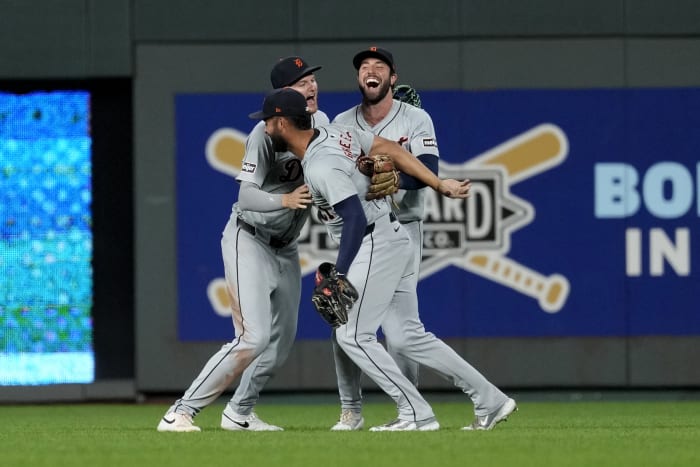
[462,397,518,431]
[157,412,201,432]
[330,409,365,431]
[369,417,440,432]
[221,407,283,431]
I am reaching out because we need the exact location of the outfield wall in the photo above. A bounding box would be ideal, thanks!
[1,1,699,400]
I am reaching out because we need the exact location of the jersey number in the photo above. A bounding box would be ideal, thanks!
[315,205,337,223]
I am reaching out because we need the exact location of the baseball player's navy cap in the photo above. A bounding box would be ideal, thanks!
[270,56,322,88]
[249,88,310,120]
[353,46,396,73]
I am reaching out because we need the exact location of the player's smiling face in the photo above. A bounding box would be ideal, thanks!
[289,75,319,114]
[358,58,395,105]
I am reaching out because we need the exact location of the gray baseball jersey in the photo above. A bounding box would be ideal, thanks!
[331,102,509,419]
[302,123,435,422]
[333,100,439,222]
[164,111,330,420]
[304,127,391,239]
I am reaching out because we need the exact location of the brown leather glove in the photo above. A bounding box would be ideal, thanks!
[356,154,400,201]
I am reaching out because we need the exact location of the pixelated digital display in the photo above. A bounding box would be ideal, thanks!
[0,91,94,385]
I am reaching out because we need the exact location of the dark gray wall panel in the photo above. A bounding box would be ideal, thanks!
[0,379,135,403]
[0,0,87,77]
[133,0,295,41]
[465,338,628,387]
[629,337,700,386]
[89,0,132,76]
[298,341,339,389]
[136,44,322,92]
[461,39,625,89]
[461,0,623,36]
[626,0,700,35]
[626,39,700,87]
[302,41,462,92]
[298,0,462,39]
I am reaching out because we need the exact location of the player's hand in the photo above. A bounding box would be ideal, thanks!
[282,184,313,209]
[438,179,471,198]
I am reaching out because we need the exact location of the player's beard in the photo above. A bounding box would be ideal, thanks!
[269,133,289,153]
[360,80,392,105]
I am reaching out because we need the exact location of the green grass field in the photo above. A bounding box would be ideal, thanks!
[1,398,699,467]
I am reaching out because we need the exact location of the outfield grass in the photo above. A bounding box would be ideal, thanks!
[0,400,698,467]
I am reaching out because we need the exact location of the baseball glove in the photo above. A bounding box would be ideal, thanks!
[311,262,358,328]
[356,154,400,201]
[393,84,422,109]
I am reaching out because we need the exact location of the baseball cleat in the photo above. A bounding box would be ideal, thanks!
[157,412,201,432]
[369,417,440,432]
[221,408,283,432]
[462,397,518,431]
[330,409,365,431]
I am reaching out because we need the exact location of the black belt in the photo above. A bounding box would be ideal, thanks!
[240,213,395,244]
[364,213,397,236]
[238,219,292,248]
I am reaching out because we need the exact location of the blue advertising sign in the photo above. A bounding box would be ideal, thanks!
[175,89,700,341]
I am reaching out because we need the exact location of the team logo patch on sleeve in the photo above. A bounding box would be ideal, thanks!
[241,161,257,173]
[422,138,438,148]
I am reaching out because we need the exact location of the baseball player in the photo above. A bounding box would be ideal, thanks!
[157,56,328,432]
[329,47,517,431]
[250,87,472,431]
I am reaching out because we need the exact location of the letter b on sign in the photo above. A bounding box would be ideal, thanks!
[595,163,640,218]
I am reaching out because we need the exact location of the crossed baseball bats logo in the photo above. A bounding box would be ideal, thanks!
[204,123,570,316]
[445,124,570,313]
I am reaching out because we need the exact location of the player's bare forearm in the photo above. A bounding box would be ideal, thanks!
[370,137,437,187]
[282,184,313,209]
[370,136,471,198]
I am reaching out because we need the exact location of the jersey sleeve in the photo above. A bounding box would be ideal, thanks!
[409,110,440,159]
[236,121,274,186]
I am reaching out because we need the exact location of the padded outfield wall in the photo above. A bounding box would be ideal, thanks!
[132,1,700,392]
[1,1,699,398]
